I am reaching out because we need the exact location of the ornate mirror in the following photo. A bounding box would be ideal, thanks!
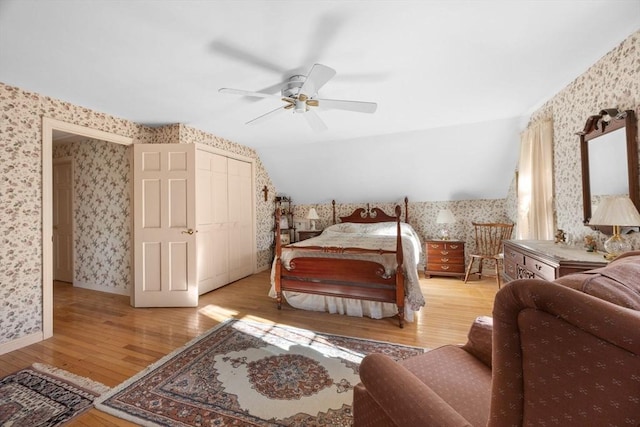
[578,109,639,229]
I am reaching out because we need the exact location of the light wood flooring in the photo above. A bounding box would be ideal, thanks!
[0,269,498,426]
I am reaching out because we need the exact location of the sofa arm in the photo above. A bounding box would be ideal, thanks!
[489,279,640,427]
[358,353,472,427]
[461,316,493,368]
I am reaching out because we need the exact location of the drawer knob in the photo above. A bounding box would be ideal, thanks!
[450,244,459,249]
[430,244,440,249]
[441,258,449,262]
[441,265,450,270]
[440,250,449,255]
[535,264,543,271]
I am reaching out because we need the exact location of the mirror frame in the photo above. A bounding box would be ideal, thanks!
[579,109,638,229]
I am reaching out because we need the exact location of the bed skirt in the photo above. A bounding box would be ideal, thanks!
[267,285,416,322]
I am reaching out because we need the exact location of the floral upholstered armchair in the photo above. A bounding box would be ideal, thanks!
[354,251,640,426]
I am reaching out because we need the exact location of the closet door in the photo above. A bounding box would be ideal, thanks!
[228,157,253,282]
[197,151,229,293]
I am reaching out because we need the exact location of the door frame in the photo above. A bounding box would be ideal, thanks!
[42,117,133,339]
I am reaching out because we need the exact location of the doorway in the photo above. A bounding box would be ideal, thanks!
[42,118,133,339]
[52,157,74,283]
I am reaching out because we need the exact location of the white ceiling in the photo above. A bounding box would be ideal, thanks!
[1,0,638,204]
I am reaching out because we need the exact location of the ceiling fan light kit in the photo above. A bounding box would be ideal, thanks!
[219,63,377,131]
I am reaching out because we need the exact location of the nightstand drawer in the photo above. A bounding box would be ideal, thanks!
[427,249,464,258]
[426,263,466,273]
[426,243,464,259]
[428,256,464,265]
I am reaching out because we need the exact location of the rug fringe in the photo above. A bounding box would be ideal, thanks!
[32,363,111,395]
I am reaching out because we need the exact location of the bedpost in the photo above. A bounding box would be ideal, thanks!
[404,196,409,223]
[274,206,283,309]
[395,205,405,328]
[332,199,336,224]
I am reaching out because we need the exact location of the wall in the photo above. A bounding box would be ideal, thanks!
[53,139,131,294]
[527,30,639,250]
[0,83,275,348]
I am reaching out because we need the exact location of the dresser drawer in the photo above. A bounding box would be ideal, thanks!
[504,245,524,265]
[524,257,556,281]
[504,259,517,280]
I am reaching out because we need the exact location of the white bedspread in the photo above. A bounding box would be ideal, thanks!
[269,222,424,321]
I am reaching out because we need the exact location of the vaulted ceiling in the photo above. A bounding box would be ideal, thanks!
[1,0,638,204]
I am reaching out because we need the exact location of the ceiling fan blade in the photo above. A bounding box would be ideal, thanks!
[219,88,281,99]
[316,98,377,114]
[246,106,287,126]
[303,109,328,132]
[299,64,336,97]
[210,40,287,75]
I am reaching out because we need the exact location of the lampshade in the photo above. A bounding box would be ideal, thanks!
[590,196,640,226]
[306,207,320,231]
[590,196,640,258]
[436,209,455,240]
[436,209,456,224]
[306,208,320,220]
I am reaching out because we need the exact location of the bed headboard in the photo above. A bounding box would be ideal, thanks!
[332,197,409,224]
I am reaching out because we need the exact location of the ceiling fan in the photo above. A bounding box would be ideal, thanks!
[218,64,377,132]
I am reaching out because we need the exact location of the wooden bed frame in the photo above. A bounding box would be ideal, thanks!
[273,198,410,327]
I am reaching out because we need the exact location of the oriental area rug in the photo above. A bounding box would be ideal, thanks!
[0,363,110,426]
[95,319,425,426]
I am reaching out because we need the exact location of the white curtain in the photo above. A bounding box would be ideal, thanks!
[517,120,554,240]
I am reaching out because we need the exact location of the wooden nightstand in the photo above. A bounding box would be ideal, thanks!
[298,230,322,241]
[424,239,466,279]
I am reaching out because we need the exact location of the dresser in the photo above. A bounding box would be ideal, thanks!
[424,239,466,279]
[503,240,608,283]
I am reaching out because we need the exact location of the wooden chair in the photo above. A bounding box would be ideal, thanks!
[464,222,514,288]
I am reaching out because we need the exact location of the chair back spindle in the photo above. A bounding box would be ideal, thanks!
[465,222,514,288]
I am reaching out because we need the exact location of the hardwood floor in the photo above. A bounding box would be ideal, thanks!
[0,269,498,426]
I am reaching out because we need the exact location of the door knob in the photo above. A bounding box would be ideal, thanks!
[181,229,197,235]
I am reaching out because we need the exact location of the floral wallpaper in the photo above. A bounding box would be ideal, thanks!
[53,139,131,294]
[0,82,274,347]
[524,30,639,251]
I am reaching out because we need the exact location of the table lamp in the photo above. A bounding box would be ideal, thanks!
[436,209,456,240]
[589,196,640,258]
[306,208,320,231]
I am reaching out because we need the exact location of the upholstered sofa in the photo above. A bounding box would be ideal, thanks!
[353,250,640,426]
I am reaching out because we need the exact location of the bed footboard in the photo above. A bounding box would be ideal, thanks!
[276,257,406,327]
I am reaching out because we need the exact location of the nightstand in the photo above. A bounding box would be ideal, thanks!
[424,239,466,279]
[298,230,322,241]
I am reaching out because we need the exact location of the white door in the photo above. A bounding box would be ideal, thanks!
[196,150,230,294]
[53,158,74,283]
[132,144,198,307]
[228,157,253,282]
[209,152,231,290]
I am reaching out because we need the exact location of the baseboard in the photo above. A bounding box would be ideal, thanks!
[0,331,43,355]
[73,280,130,296]
[256,264,271,273]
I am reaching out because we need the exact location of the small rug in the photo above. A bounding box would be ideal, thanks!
[0,362,110,426]
[96,319,425,426]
